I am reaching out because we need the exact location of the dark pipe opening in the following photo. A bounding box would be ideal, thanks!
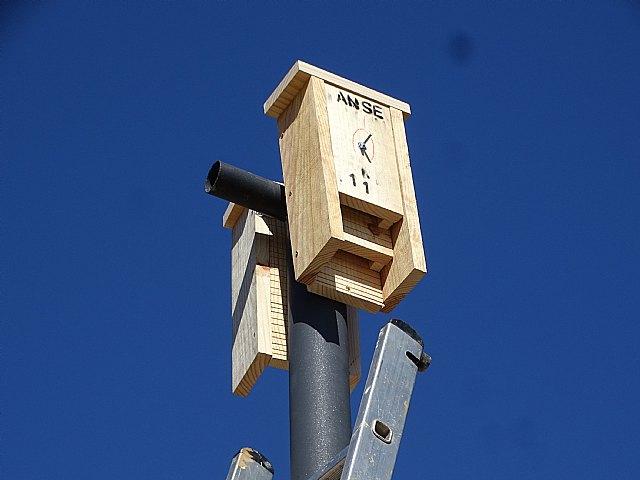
[204,161,221,194]
[203,161,287,221]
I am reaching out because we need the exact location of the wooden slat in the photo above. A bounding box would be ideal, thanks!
[232,266,272,397]
[265,60,411,119]
[342,232,393,268]
[255,265,273,358]
[231,209,273,396]
[264,215,289,370]
[277,76,344,284]
[307,251,384,313]
[223,203,246,229]
[338,193,403,228]
[381,108,427,313]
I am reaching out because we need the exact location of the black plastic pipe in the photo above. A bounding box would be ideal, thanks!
[204,161,287,221]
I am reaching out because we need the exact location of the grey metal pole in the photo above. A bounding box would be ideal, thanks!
[288,259,352,480]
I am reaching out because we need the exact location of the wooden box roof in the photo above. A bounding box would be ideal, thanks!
[264,60,411,120]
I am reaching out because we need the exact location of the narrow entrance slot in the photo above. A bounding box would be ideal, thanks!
[340,205,394,272]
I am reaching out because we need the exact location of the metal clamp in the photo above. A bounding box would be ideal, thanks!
[225,448,274,480]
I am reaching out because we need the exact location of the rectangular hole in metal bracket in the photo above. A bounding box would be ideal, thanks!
[373,420,392,444]
[406,351,420,368]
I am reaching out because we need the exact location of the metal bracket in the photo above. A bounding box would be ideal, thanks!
[225,448,274,480]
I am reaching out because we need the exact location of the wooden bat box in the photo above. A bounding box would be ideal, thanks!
[264,61,427,313]
[224,203,361,396]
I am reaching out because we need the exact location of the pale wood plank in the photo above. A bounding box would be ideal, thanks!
[264,214,289,370]
[231,210,273,396]
[255,265,274,358]
[277,76,344,284]
[339,193,403,227]
[307,251,384,313]
[223,203,246,229]
[264,62,311,117]
[381,108,427,313]
[342,232,393,267]
[265,60,411,119]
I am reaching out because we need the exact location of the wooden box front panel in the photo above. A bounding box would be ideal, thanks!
[325,83,403,228]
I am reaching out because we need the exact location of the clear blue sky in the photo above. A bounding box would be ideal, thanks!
[2,2,640,479]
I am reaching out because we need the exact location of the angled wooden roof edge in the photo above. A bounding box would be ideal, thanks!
[223,202,246,229]
[263,60,411,120]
